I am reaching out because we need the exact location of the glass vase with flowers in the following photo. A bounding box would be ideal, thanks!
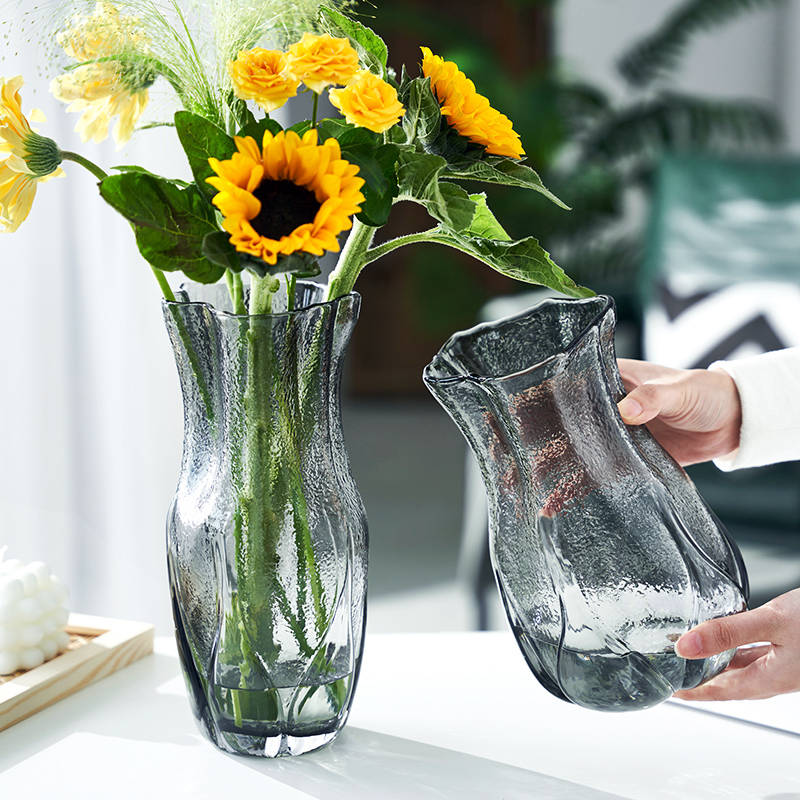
[1,0,582,756]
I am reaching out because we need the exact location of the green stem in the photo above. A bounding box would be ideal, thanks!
[59,150,107,181]
[286,275,296,311]
[326,219,378,300]
[151,267,176,302]
[248,274,280,316]
[60,150,179,304]
[312,91,320,127]
[225,270,246,314]
[361,229,441,266]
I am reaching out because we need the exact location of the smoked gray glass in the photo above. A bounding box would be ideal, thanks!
[424,295,748,711]
[163,282,368,755]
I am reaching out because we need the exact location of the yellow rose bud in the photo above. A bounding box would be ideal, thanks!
[286,33,360,93]
[329,70,405,134]
[228,48,300,113]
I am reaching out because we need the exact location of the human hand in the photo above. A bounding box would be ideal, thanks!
[673,588,800,700]
[616,359,742,466]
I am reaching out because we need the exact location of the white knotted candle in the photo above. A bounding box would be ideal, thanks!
[0,550,70,675]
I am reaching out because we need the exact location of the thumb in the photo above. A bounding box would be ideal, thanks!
[617,382,681,425]
[675,608,771,659]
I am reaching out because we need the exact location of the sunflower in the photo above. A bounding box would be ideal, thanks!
[50,2,156,147]
[420,47,524,160]
[207,128,365,265]
[0,76,64,233]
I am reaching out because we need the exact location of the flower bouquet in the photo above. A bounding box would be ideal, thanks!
[1,0,591,757]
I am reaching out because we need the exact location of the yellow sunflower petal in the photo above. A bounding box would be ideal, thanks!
[421,47,525,159]
[206,124,365,266]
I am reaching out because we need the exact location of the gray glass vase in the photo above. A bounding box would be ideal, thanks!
[424,295,748,711]
[163,281,368,756]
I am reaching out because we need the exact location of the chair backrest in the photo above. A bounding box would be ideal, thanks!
[642,153,800,369]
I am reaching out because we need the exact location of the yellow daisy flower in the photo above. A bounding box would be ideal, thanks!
[329,70,405,134]
[50,1,155,148]
[0,76,64,233]
[206,129,365,265]
[228,49,300,114]
[420,47,525,160]
[285,33,360,93]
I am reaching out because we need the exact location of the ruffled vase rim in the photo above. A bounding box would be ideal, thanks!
[423,293,613,386]
[163,280,360,321]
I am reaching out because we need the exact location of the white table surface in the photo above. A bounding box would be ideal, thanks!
[1,631,798,799]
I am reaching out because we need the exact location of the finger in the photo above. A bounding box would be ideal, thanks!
[676,605,785,659]
[617,359,674,388]
[617,382,684,426]
[727,644,771,669]
[673,655,795,701]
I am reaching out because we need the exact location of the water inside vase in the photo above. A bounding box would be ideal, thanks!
[510,621,734,712]
[211,662,353,756]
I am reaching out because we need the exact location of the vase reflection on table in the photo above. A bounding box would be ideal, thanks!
[424,294,749,711]
[164,282,367,757]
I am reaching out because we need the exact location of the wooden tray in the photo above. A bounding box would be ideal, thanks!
[0,613,155,733]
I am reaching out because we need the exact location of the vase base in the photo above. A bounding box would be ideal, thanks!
[513,627,736,712]
[213,728,339,758]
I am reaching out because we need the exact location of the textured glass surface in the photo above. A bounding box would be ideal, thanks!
[163,281,368,755]
[424,295,748,711]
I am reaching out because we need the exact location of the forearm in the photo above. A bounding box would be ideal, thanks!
[711,347,800,471]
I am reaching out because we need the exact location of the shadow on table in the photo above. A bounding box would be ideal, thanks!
[0,652,196,773]
[238,726,627,800]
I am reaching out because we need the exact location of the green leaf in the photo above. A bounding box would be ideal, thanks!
[398,74,442,147]
[269,253,321,279]
[230,96,257,130]
[110,165,189,187]
[580,92,781,166]
[467,194,511,241]
[202,230,241,271]
[237,116,284,143]
[428,227,594,299]
[299,120,400,226]
[444,158,569,208]
[315,118,377,150]
[341,147,386,193]
[396,150,476,231]
[350,142,400,227]
[337,144,398,227]
[319,6,388,77]
[175,111,236,203]
[239,252,321,279]
[99,172,225,284]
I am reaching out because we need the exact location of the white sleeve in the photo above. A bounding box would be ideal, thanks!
[710,347,800,471]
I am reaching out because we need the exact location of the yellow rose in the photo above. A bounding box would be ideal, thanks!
[286,33,360,93]
[329,71,405,134]
[228,48,300,113]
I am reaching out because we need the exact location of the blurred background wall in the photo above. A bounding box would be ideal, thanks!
[1,0,799,634]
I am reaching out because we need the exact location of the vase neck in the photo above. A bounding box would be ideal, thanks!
[424,295,629,506]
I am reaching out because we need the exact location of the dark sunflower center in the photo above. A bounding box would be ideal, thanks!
[251,180,322,240]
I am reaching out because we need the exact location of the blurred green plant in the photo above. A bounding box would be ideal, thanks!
[371,0,784,333]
